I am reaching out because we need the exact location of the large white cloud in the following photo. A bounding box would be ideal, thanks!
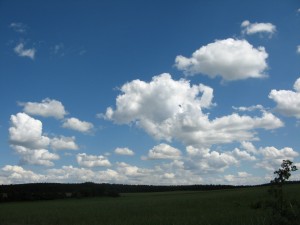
[185,145,255,173]
[9,113,60,166]
[175,38,268,81]
[76,153,111,167]
[105,73,214,124]
[14,43,36,60]
[260,146,298,159]
[256,146,299,171]
[20,98,67,119]
[269,77,300,118]
[9,113,50,149]
[50,136,79,150]
[1,165,45,184]
[12,145,59,166]
[105,74,283,147]
[62,117,94,133]
[241,20,276,36]
[147,143,181,160]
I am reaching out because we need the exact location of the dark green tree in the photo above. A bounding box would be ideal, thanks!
[272,160,297,184]
[268,160,299,225]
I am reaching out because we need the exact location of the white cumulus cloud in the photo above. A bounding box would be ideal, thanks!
[185,145,255,173]
[240,141,258,154]
[20,98,67,119]
[105,73,215,124]
[147,143,181,160]
[62,117,94,133]
[105,74,283,147]
[9,112,50,149]
[260,146,298,159]
[241,20,276,36]
[116,162,150,177]
[269,77,300,118]
[175,38,268,81]
[76,153,111,167]
[1,165,45,184]
[51,136,79,150]
[114,147,135,155]
[12,145,59,166]
[9,113,60,166]
[14,43,36,60]
[256,146,299,171]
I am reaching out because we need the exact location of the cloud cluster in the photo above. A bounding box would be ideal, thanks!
[241,20,276,36]
[10,22,27,33]
[4,17,299,186]
[20,98,94,133]
[46,166,120,183]
[269,77,300,118]
[175,38,268,81]
[185,145,255,173]
[105,74,283,147]
[9,113,80,166]
[1,139,298,185]
[1,165,45,184]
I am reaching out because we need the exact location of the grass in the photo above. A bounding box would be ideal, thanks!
[0,184,299,225]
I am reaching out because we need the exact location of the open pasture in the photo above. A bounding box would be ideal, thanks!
[0,184,299,225]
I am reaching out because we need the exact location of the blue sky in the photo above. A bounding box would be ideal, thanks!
[1,0,300,185]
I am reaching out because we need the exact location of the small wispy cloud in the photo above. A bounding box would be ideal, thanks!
[78,48,87,56]
[232,104,265,112]
[297,45,300,54]
[14,43,36,60]
[52,43,65,56]
[10,22,28,33]
[241,20,276,37]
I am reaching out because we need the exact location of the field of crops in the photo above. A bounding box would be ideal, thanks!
[0,184,299,225]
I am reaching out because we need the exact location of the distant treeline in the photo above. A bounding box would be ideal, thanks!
[1,181,299,203]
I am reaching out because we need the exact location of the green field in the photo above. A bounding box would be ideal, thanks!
[0,184,299,225]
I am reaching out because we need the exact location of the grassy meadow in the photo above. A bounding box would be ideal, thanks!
[0,184,299,225]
